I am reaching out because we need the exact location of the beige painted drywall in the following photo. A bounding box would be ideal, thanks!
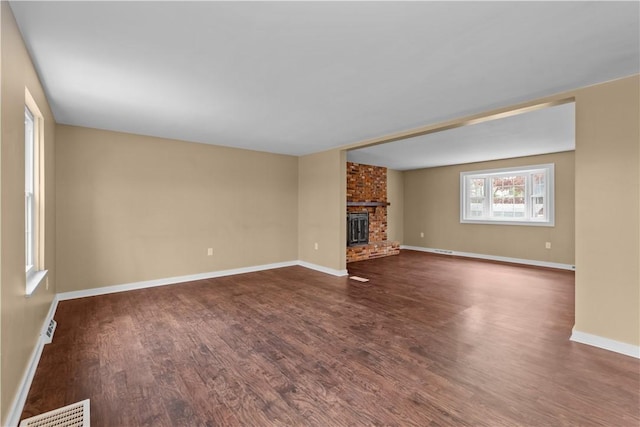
[403,151,575,265]
[1,3,57,424]
[574,76,639,346]
[298,149,346,272]
[387,169,404,244]
[56,125,298,292]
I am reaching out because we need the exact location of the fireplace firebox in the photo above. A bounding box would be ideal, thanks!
[347,212,369,246]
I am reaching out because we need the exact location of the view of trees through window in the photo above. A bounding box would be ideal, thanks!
[491,175,526,218]
[468,178,485,217]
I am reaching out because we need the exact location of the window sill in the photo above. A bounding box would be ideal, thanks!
[26,270,48,297]
[461,219,554,227]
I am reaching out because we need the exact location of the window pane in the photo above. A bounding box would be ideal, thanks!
[468,177,485,217]
[531,172,546,219]
[491,175,525,218]
[25,108,34,192]
[26,193,33,269]
[531,196,545,219]
[532,173,545,196]
[25,107,35,272]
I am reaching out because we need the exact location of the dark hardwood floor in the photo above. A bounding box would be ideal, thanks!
[22,251,639,426]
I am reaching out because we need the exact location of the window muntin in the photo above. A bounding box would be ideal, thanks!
[461,164,554,226]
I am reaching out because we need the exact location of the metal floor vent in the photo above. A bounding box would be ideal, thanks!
[43,319,57,344]
[19,399,89,427]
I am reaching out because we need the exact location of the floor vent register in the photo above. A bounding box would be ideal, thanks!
[20,399,90,427]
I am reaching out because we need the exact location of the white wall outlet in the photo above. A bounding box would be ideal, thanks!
[420,232,424,238]
[545,242,551,249]
[207,248,213,256]
[314,242,319,250]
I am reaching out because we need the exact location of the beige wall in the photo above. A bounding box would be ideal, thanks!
[1,3,57,424]
[387,169,404,244]
[298,149,346,272]
[56,125,298,292]
[403,151,575,265]
[574,76,639,346]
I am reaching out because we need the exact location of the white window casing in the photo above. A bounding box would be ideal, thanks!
[460,164,555,227]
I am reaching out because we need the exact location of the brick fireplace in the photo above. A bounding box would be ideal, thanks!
[346,162,400,263]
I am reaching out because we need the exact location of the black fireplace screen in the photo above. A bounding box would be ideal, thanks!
[347,212,369,246]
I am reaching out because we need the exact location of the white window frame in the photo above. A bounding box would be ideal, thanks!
[460,163,555,227]
[25,89,47,296]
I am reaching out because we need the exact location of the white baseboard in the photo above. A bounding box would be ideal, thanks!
[57,260,300,301]
[400,245,575,271]
[6,295,59,427]
[571,328,640,359]
[297,261,348,277]
[56,260,349,301]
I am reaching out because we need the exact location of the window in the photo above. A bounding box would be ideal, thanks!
[25,106,36,276]
[460,164,554,226]
[25,89,47,295]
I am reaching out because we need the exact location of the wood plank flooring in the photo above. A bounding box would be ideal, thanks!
[21,251,640,426]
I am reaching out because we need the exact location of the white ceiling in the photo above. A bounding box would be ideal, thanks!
[348,102,575,170]
[9,1,639,157]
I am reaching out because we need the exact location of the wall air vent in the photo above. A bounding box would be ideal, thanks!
[19,399,89,427]
[43,319,57,344]
[434,249,454,255]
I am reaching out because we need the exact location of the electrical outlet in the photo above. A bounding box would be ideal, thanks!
[545,242,551,249]
[420,232,424,238]
[207,248,213,256]
[314,242,319,250]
